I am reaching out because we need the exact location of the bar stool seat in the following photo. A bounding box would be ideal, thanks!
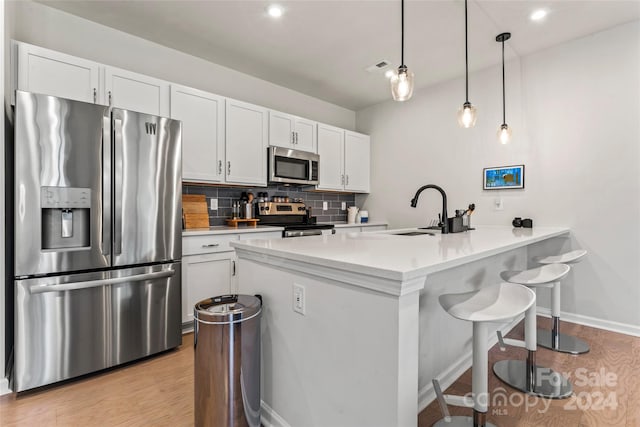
[500,263,570,287]
[530,249,590,354]
[494,264,573,399]
[433,283,535,427]
[535,249,587,265]
[440,282,537,322]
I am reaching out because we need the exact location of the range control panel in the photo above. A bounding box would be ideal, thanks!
[257,202,306,216]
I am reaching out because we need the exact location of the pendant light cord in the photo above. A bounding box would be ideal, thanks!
[501,39,506,124]
[464,0,469,103]
[401,0,405,67]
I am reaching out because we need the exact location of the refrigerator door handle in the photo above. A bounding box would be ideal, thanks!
[114,117,123,255]
[29,269,175,294]
[102,113,112,258]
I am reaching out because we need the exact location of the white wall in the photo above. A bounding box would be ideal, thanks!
[5,0,355,129]
[357,21,640,327]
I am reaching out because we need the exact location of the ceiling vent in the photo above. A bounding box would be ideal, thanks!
[365,60,391,73]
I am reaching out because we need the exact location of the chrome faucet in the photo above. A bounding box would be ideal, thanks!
[410,184,449,234]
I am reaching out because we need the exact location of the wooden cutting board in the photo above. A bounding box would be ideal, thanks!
[182,194,210,229]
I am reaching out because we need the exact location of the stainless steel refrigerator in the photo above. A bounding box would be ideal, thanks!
[13,91,182,392]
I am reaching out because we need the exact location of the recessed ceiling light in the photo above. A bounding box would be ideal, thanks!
[267,4,284,18]
[530,9,548,21]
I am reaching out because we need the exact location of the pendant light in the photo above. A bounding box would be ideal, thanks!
[496,32,512,144]
[457,0,477,128]
[390,0,414,101]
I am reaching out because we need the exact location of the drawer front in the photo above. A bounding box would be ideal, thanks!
[183,234,240,256]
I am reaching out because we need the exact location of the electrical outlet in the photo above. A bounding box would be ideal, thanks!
[293,284,305,315]
[494,197,504,211]
[322,201,328,211]
[341,202,346,211]
[209,198,218,210]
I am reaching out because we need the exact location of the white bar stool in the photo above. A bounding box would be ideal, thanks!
[432,283,536,427]
[535,249,589,354]
[493,264,573,399]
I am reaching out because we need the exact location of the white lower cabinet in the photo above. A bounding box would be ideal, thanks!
[182,251,236,324]
[182,230,282,325]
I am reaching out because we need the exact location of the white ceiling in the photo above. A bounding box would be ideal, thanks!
[37,0,640,110]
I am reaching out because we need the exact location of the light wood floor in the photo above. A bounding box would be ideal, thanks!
[0,318,638,426]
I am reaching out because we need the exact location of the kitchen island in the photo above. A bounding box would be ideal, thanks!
[231,226,570,427]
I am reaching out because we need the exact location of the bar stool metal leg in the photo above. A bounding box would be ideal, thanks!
[434,322,497,427]
[493,301,573,399]
[537,281,590,354]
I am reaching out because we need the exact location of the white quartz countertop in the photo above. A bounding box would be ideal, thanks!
[323,221,388,228]
[182,225,284,236]
[231,225,569,282]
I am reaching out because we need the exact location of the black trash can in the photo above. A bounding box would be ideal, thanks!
[194,294,262,427]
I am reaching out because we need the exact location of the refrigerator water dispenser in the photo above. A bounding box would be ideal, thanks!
[41,187,91,249]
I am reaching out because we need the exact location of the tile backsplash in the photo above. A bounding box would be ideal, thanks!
[183,184,356,226]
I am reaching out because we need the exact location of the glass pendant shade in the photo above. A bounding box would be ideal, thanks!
[497,123,512,144]
[390,66,414,101]
[457,102,477,128]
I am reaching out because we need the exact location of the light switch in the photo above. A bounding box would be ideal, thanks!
[322,201,328,211]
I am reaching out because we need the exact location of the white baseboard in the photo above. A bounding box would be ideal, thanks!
[418,314,524,412]
[536,307,640,338]
[0,378,11,396]
[261,400,291,427]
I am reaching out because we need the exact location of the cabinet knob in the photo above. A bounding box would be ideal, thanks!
[108,91,112,106]
[218,160,222,175]
[93,88,97,103]
[227,161,231,175]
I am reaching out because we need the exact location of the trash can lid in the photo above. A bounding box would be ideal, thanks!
[194,294,262,324]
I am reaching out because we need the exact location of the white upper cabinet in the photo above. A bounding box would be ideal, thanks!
[171,85,225,183]
[344,131,371,193]
[317,125,370,193]
[16,42,101,104]
[105,66,170,117]
[269,110,316,153]
[317,123,345,191]
[225,99,268,186]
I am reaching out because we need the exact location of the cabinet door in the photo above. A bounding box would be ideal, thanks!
[344,131,370,193]
[16,42,100,104]
[171,85,225,183]
[269,110,295,148]
[225,99,268,186]
[182,252,234,324]
[294,118,317,153]
[316,124,345,191]
[105,66,170,116]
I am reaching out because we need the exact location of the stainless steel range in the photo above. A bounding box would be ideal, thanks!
[255,202,335,238]
[13,91,182,392]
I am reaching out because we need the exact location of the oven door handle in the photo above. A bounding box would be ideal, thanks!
[283,229,335,238]
[284,230,322,238]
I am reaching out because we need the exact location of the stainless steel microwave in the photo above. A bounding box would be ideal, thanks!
[268,146,319,185]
